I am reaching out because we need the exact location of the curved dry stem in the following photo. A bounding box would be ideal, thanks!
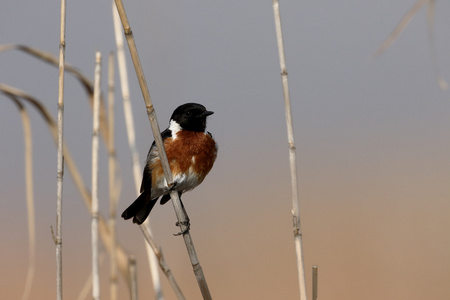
[0,84,131,284]
[0,44,110,144]
[8,96,36,300]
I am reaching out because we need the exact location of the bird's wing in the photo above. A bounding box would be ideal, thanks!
[140,128,172,193]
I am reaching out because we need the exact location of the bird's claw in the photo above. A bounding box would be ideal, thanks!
[173,220,190,236]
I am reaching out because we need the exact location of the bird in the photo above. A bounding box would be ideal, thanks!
[121,103,217,225]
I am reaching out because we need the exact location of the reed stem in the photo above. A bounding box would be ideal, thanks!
[91,51,102,300]
[55,0,66,298]
[272,1,307,299]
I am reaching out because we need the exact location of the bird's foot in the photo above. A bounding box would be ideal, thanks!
[173,220,190,236]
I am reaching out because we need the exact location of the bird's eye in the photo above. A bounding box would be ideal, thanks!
[185,111,192,117]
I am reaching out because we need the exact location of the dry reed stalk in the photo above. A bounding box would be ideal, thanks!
[107,52,120,300]
[112,3,166,299]
[272,1,307,299]
[112,1,211,298]
[91,52,102,300]
[0,84,131,285]
[8,97,36,300]
[55,0,66,298]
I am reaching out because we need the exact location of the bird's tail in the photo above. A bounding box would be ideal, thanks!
[121,191,157,225]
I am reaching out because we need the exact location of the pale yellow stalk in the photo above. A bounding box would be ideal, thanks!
[272,1,307,299]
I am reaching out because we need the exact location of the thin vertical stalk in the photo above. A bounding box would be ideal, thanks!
[108,52,119,300]
[92,51,102,300]
[272,1,307,299]
[112,2,211,298]
[55,0,66,299]
[112,2,185,299]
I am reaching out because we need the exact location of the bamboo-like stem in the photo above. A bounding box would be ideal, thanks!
[128,257,138,300]
[112,1,211,298]
[272,1,307,299]
[0,84,130,287]
[107,52,120,300]
[9,97,36,300]
[56,0,66,298]
[91,52,102,300]
[112,3,165,299]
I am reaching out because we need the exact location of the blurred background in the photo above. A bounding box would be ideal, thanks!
[1,1,450,299]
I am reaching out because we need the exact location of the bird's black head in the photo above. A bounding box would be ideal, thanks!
[170,103,214,132]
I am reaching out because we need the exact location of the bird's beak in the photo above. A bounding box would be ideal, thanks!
[199,110,214,117]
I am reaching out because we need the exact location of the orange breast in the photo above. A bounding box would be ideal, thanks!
[151,131,217,185]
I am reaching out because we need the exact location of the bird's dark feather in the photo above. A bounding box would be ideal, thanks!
[121,190,157,224]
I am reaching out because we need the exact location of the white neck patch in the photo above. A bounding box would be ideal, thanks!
[169,120,182,139]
